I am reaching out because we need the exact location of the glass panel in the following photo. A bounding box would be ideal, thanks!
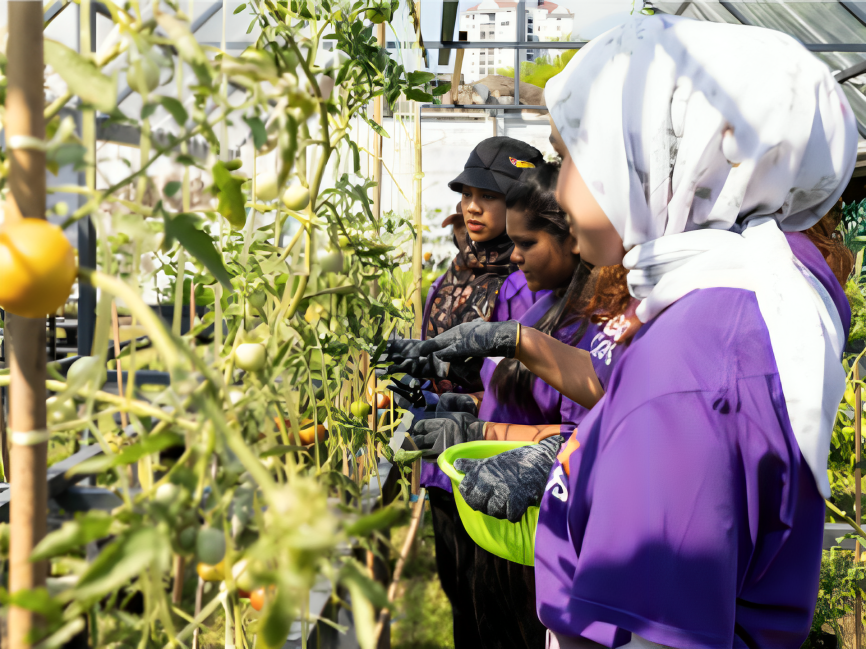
[734,2,866,45]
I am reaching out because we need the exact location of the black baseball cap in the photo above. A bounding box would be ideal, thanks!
[448,136,544,197]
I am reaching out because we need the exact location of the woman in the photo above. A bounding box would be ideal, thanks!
[388,14,857,648]
[392,136,545,648]
[411,163,638,649]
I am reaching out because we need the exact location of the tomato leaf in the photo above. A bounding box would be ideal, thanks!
[431,82,452,96]
[157,96,188,127]
[31,511,114,561]
[44,39,117,113]
[403,88,433,103]
[259,580,294,648]
[233,2,247,12]
[243,115,268,150]
[73,527,170,601]
[155,15,212,86]
[211,160,248,229]
[164,212,234,288]
[407,71,435,86]
[345,504,409,537]
[163,180,182,197]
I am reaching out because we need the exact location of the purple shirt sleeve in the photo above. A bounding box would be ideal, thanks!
[535,288,825,648]
[785,231,851,343]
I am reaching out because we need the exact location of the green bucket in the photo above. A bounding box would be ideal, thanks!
[438,440,540,566]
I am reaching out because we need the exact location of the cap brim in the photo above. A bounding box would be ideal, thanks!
[448,168,512,196]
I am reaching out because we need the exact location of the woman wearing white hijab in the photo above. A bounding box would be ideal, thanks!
[385,13,858,648]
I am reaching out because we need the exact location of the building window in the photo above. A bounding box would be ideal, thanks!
[488,13,495,20]
[501,20,509,25]
[481,32,486,39]
[556,25,561,31]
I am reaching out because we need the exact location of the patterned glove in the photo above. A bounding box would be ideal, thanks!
[436,393,478,417]
[410,411,486,460]
[382,320,520,379]
[454,436,564,523]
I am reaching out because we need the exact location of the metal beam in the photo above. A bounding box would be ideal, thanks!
[674,1,690,16]
[836,60,866,83]
[427,40,586,50]
[719,1,751,25]
[116,0,222,106]
[423,103,548,111]
[841,1,866,30]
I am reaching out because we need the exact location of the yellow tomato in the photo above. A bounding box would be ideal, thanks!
[0,218,77,318]
[196,560,225,582]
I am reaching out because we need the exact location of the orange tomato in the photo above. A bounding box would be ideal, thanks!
[196,560,225,582]
[273,417,326,445]
[376,392,391,409]
[0,218,77,318]
[249,586,271,611]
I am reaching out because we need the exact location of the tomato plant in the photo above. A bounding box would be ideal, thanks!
[0,0,443,646]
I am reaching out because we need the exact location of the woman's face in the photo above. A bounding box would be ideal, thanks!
[507,207,580,293]
[461,185,507,242]
[549,118,625,266]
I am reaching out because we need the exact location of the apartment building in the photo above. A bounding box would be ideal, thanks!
[458,0,575,82]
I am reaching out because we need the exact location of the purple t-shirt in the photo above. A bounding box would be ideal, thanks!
[420,271,549,490]
[535,238,850,648]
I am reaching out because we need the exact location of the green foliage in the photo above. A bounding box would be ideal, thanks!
[847,279,866,343]
[13,0,432,647]
[811,548,866,644]
[495,49,579,88]
[842,198,866,259]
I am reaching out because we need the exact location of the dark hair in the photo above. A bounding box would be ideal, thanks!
[489,162,594,414]
[804,199,854,287]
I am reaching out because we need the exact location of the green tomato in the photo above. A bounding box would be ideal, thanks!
[282,184,310,211]
[235,343,266,372]
[47,397,77,425]
[154,482,180,507]
[316,245,344,274]
[254,172,279,202]
[66,356,107,392]
[196,527,226,565]
[350,401,372,418]
[178,526,198,552]
[127,55,161,95]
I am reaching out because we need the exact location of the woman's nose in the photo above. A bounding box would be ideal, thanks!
[510,249,523,265]
[465,198,482,215]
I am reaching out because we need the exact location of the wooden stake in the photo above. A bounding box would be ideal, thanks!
[371,22,386,226]
[172,555,185,605]
[854,359,863,649]
[111,302,128,429]
[6,2,48,647]
[372,489,426,646]
[412,90,423,339]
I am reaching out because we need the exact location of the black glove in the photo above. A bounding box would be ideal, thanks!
[410,411,486,460]
[386,378,427,409]
[382,321,519,379]
[436,393,478,417]
[453,436,563,523]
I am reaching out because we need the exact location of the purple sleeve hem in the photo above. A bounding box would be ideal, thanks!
[544,597,730,649]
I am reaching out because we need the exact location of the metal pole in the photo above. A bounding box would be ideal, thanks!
[6,0,49,646]
[514,0,524,106]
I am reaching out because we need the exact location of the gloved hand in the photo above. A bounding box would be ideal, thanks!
[410,411,486,460]
[436,392,478,417]
[387,378,427,409]
[382,320,519,378]
[454,436,563,523]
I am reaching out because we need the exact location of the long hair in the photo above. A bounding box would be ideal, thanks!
[488,162,594,414]
[804,199,854,287]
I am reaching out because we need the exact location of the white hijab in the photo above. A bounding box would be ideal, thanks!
[545,14,858,498]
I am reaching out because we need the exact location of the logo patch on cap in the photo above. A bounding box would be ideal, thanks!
[509,157,535,169]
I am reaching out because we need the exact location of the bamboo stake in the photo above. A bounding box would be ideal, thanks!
[371,22,386,227]
[172,555,185,605]
[412,91,423,339]
[372,489,426,645]
[854,358,863,649]
[111,302,128,429]
[6,1,48,646]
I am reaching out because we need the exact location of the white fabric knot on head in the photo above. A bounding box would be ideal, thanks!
[546,14,858,497]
